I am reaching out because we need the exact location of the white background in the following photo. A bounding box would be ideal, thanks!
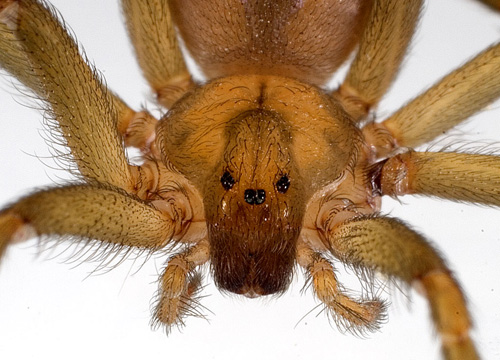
[0,1,499,359]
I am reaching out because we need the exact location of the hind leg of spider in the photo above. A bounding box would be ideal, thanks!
[152,240,210,331]
[121,0,194,108]
[332,0,423,121]
[296,242,386,334]
[319,215,477,360]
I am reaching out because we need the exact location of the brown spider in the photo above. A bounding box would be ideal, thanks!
[0,1,500,359]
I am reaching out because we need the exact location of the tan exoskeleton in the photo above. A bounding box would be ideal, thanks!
[0,1,500,359]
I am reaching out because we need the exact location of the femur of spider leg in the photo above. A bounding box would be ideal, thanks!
[297,243,386,334]
[335,0,423,120]
[376,151,500,206]
[381,43,500,149]
[121,0,192,108]
[0,0,140,189]
[0,184,183,250]
[0,0,147,173]
[153,240,210,330]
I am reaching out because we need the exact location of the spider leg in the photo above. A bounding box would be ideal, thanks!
[0,0,147,190]
[0,184,191,259]
[333,0,423,121]
[364,43,500,157]
[321,215,478,360]
[296,242,386,335]
[374,151,500,207]
[0,2,37,95]
[152,239,209,331]
[121,0,193,108]
[0,1,160,154]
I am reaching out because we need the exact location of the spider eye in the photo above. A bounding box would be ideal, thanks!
[276,175,290,193]
[221,171,235,190]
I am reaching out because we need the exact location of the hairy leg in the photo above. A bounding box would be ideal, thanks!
[374,151,500,206]
[0,184,190,259]
[0,0,139,189]
[321,216,478,360]
[121,0,193,108]
[152,239,209,331]
[296,242,385,334]
[333,0,423,121]
[364,43,500,156]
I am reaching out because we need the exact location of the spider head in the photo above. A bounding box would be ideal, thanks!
[203,109,304,296]
[157,75,361,296]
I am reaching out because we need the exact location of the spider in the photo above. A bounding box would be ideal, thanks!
[0,1,500,360]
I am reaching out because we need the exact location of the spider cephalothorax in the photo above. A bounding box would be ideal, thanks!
[157,75,361,296]
[1,1,500,359]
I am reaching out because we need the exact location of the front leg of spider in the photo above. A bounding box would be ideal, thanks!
[321,216,477,360]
